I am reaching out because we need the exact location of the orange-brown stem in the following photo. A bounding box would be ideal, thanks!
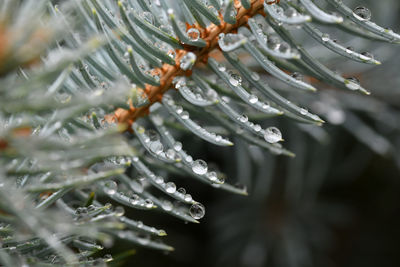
[112,0,267,127]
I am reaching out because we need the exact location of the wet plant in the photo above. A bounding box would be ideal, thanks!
[0,0,399,265]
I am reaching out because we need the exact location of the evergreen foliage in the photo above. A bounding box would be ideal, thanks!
[0,0,398,266]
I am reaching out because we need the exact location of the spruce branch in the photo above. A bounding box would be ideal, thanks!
[113,0,268,125]
[0,0,399,265]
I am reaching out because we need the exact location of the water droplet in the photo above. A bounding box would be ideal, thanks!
[189,203,205,219]
[177,187,186,195]
[345,77,361,90]
[145,199,154,208]
[278,42,290,53]
[155,176,164,184]
[158,229,166,236]
[353,6,371,21]
[361,51,374,60]
[184,194,192,202]
[264,127,282,143]
[180,111,189,120]
[114,206,125,217]
[217,176,225,184]
[129,194,140,205]
[149,140,164,155]
[251,72,260,81]
[187,28,200,41]
[180,52,197,71]
[321,33,330,42]
[167,50,176,60]
[185,155,193,163]
[162,200,173,211]
[345,46,354,54]
[228,71,242,86]
[104,180,118,195]
[145,129,160,142]
[274,6,284,16]
[291,72,303,81]
[165,182,176,193]
[300,108,308,115]
[165,149,175,160]
[249,94,258,104]
[192,159,208,175]
[206,171,218,182]
[152,115,164,126]
[175,105,183,114]
[218,33,247,51]
[217,63,226,72]
[173,141,182,151]
[239,114,248,123]
[267,35,280,50]
[284,7,297,18]
[173,76,186,88]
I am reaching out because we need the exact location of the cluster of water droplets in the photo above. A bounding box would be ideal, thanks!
[319,32,376,63]
[215,94,282,140]
[143,168,194,203]
[159,189,205,220]
[163,95,231,146]
[266,2,294,22]
[107,181,155,209]
[173,76,213,105]
[249,20,300,59]
[132,1,175,35]
[271,4,297,19]
[163,96,189,120]
[133,219,167,236]
[135,125,181,162]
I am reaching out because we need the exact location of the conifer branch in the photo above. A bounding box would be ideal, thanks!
[113,0,267,125]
